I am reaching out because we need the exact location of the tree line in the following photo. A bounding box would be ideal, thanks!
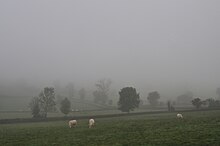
[30,83,220,118]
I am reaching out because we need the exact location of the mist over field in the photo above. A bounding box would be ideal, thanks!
[1,1,220,146]
[0,0,220,110]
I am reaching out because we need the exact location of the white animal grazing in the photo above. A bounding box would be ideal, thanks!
[177,113,183,119]
[69,120,77,128]
[89,119,95,128]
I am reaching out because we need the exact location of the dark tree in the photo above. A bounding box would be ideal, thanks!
[192,98,203,109]
[39,87,56,118]
[60,97,71,116]
[147,91,160,107]
[118,87,140,113]
[93,79,111,104]
[216,88,220,99]
[29,97,41,118]
[79,88,86,100]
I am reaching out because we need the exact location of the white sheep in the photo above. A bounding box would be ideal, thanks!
[177,113,183,119]
[69,120,77,128]
[89,119,95,128]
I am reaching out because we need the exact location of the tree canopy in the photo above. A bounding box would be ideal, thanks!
[118,87,140,113]
[60,97,71,116]
[192,98,203,109]
[147,91,160,107]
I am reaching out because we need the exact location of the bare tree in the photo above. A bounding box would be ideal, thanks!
[93,79,111,104]
[39,87,56,118]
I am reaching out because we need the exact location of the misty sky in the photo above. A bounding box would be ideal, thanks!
[0,0,220,88]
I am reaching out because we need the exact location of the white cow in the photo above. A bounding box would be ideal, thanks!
[69,120,77,128]
[89,119,95,128]
[177,113,183,119]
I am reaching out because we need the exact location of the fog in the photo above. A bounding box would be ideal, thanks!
[0,0,220,109]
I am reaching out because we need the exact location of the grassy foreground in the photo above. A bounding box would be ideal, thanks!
[0,110,220,146]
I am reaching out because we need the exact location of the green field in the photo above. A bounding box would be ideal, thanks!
[0,110,220,146]
[0,109,160,119]
[0,106,193,120]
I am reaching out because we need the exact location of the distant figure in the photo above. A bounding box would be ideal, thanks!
[69,120,77,128]
[89,119,95,128]
[177,113,183,119]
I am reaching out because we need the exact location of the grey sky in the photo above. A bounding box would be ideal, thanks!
[0,0,220,89]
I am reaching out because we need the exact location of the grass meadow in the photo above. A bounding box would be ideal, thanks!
[0,110,220,146]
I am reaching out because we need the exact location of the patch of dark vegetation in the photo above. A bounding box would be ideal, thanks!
[1,108,220,124]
